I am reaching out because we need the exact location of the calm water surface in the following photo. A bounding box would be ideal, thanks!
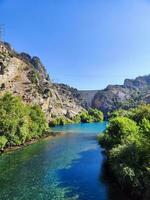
[0,122,112,200]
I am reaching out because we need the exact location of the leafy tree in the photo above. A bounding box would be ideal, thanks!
[72,109,104,124]
[29,105,48,138]
[0,93,27,143]
[79,111,93,123]
[0,136,8,149]
[99,105,150,199]
[108,109,132,119]
[102,117,139,149]
[0,93,48,150]
[130,104,150,123]
[49,117,72,126]
[88,108,104,122]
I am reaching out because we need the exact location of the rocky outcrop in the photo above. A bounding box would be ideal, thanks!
[79,90,98,107]
[0,41,85,121]
[92,75,150,116]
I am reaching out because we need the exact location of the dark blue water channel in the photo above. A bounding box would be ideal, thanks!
[0,122,128,200]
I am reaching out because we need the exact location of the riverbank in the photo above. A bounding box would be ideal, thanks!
[99,105,150,200]
[0,131,64,155]
[0,121,105,155]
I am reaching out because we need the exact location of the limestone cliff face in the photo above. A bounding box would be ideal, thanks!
[92,75,150,116]
[0,41,85,121]
[78,75,150,116]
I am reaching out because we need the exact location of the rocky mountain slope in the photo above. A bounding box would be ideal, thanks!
[92,75,150,116]
[0,41,85,121]
[79,90,98,107]
[1,41,150,119]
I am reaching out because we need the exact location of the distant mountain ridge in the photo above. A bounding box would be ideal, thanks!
[78,75,150,116]
[92,75,150,116]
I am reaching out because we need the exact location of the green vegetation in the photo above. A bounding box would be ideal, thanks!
[0,93,48,150]
[99,104,150,199]
[27,69,40,85]
[49,109,104,126]
[0,136,7,149]
[74,109,104,123]
[88,108,104,122]
[49,117,72,126]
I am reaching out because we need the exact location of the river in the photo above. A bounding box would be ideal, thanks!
[0,122,129,200]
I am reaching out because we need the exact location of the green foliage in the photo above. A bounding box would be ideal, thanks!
[73,114,81,123]
[29,105,48,139]
[110,104,150,123]
[0,136,8,149]
[79,111,93,123]
[99,105,150,199]
[104,117,139,149]
[88,108,104,122]
[0,93,48,149]
[49,109,104,127]
[131,104,150,123]
[49,117,73,126]
[140,118,150,140]
[108,109,132,119]
[73,109,104,124]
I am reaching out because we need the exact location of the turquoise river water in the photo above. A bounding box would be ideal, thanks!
[0,122,130,200]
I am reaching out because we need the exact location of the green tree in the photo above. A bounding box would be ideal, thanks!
[103,117,139,149]
[0,93,48,149]
[99,106,150,199]
[0,136,8,149]
[88,108,104,122]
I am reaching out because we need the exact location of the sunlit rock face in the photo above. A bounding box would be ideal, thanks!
[92,75,150,116]
[0,41,85,121]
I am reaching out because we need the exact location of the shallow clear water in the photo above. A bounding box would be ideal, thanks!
[0,122,110,200]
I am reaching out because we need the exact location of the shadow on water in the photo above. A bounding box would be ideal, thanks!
[57,148,108,200]
[57,147,135,200]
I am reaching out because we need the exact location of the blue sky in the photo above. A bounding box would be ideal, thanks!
[1,0,150,90]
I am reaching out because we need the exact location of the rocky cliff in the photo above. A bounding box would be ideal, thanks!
[79,90,98,107]
[92,75,150,116]
[2,41,150,119]
[0,41,85,121]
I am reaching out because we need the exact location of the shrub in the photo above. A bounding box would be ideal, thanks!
[0,136,8,149]
[49,117,72,126]
[88,108,104,122]
[99,105,150,199]
[29,105,48,138]
[103,117,139,149]
[131,104,150,123]
[73,109,104,124]
[0,93,48,148]
[80,111,93,123]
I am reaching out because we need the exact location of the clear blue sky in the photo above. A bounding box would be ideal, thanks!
[1,0,150,90]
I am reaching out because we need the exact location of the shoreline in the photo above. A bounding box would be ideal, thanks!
[0,131,65,155]
[0,121,105,155]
